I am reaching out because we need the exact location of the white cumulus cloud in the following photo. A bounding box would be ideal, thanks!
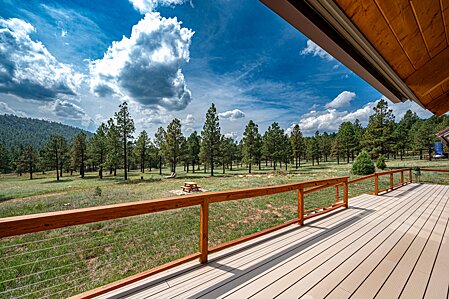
[325,91,356,109]
[301,40,334,61]
[298,97,432,135]
[224,132,238,140]
[218,109,245,121]
[89,12,194,111]
[129,0,188,14]
[0,18,83,101]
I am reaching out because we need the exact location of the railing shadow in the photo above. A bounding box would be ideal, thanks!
[120,205,374,298]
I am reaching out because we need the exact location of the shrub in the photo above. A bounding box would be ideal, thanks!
[352,150,375,175]
[376,155,387,170]
[94,186,102,197]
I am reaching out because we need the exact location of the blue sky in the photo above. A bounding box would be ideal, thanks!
[0,0,431,137]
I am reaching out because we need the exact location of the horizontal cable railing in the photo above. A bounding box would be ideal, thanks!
[0,170,417,298]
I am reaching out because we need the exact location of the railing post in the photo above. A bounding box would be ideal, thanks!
[401,170,404,186]
[343,179,349,208]
[298,188,304,226]
[335,185,339,202]
[374,174,379,195]
[199,200,209,264]
[389,173,393,191]
[409,169,412,183]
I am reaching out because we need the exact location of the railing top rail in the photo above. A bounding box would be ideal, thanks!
[348,168,411,185]
[0,176,349,238]
[419,168,449,173]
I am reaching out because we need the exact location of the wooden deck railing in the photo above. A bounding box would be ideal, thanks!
[0,169,417,298]
[348,168,412,195]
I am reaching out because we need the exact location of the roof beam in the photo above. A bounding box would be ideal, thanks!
[405,47,449,97]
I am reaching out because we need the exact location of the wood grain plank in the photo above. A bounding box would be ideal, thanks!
[405,47,449,97]
[265,185,441,299]
[375,187,449,299]
[223,185,434,299]
[374,0,430,69]
[349,185,448,298]
[326,184,445,297]
[424,211,449,298]
[410,0,447,58]
[335,0,415,78]
[400,197,449,298]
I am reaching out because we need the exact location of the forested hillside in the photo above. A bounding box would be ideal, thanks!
[0,114,93,149]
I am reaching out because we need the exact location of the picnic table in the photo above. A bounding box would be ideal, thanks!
[181,182,201,193]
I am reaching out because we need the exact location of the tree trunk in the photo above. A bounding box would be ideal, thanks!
[211,156,214,176]
[55,153,59,181]
[124,137,128,180]
[159,156,162,175]
[192,161,195,173]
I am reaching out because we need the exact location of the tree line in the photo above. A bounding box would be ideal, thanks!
[0,99,448,179]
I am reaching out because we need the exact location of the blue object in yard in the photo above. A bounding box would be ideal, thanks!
[435,141,444,156]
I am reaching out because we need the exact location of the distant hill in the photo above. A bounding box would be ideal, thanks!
[0,114,93,150]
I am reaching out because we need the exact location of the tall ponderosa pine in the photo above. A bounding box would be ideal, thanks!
[413,119,436,161]
[106,118,121,176]
[362,99,395,158]
[17,145,38,179]
[200,103,221,176]
[90,123,108,178]
[135,130,151,173]
[43,135,68,181]
[186,131,201,173]
[263,122,285,170]
[337,122,355,163]
[242,120,259,173]
[115,102,135,180]
[71,132,87,178]
[290,124,303,169]
[163,118,185,174]
[0,144,11,174]
[154,127,165,175]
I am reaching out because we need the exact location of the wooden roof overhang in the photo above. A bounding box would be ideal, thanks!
[261,0,449,116]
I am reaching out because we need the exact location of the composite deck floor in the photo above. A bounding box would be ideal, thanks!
[97,183,449,299]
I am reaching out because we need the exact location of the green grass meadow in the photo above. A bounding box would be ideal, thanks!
[1,158,449,298]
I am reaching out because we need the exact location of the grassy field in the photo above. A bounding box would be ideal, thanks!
[0,157,448,298]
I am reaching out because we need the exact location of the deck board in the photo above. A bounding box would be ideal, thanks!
[95,183,449,299]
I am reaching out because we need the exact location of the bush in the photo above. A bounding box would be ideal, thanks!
[376,155,387,170]
[94,186,102,197]
[352,150,375,175]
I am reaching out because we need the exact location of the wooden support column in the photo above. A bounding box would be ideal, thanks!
[389,173,394,191]
[298,188,304,226]
[335,185,339,202]
[199,201,209,264]
[343,180,349,208]
[374,174,379,195]
[400,170,404,185]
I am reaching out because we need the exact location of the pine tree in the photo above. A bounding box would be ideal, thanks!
[338,122,356,163]
[135,130,151,173]
[242,120,259,173]
[90,123,108,178]
[163,118,185,174]
[290,124,303,168]
[71,132,87,178]
[200,103,221,176]
[106,118,121,176]
[17,145,38,179]
[320,132,332,162]
[114,102,135,180]
[186,131,201,173]
[362,99,395,158]
[154,127,165,175]
[413,119,436,161]
[0,144,11,174]
[43,135,68,181]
